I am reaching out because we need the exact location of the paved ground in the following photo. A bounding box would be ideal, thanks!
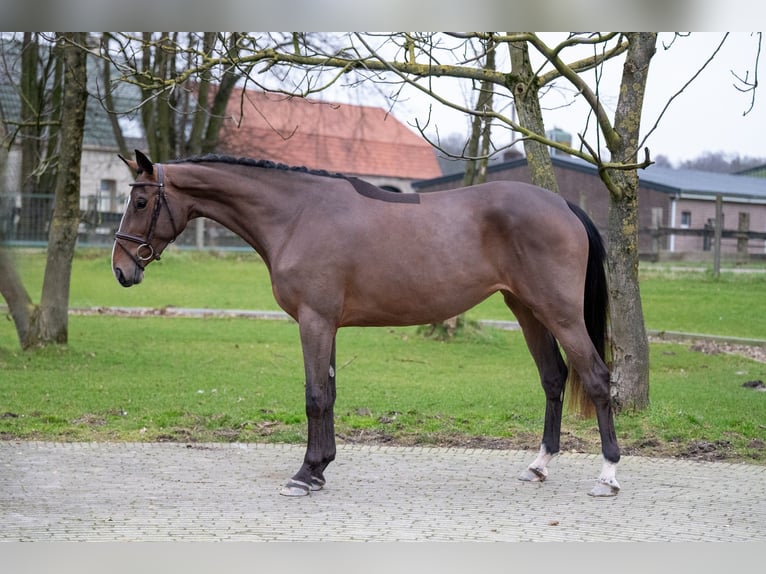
[2,441,765,541]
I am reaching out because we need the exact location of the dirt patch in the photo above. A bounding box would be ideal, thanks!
[742,380,766,390]
[70,413,107,427]
[337,430,597,453]
[334,428,765,464]
[681,440,735,462]
[654,336,766,364]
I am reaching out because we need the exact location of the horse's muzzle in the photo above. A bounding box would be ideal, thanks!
[113,265,143,287]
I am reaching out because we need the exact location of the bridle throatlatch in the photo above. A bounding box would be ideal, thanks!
[114,163,179,269]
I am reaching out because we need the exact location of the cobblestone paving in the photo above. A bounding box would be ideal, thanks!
[2,441,764,541]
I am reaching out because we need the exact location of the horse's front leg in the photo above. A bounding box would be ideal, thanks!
[281,311,337,497]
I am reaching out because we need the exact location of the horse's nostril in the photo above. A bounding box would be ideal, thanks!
[114,267,131,287]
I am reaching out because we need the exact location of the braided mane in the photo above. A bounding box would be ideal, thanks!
[170,153,419,204]
[171,154,346,180]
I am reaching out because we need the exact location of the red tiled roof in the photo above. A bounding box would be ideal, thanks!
[218,89,442,179]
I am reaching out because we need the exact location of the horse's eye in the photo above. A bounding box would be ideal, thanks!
[135,197,148,210]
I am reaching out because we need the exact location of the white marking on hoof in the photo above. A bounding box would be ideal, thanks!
[280,479,311,497]
[518,466,547,482]
[519,444,554,482]
[309,476,324,491]
[588,458,620,497]
[588,481,620,497]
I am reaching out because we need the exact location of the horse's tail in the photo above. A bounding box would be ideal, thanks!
[565,201,610,418]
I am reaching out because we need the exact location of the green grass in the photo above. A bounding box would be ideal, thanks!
[0,316,538,441]
[9,248,283,311]
[638,267,766,339]
[1,249,765,463]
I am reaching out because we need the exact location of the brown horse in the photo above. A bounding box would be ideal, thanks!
[112,150,620,497]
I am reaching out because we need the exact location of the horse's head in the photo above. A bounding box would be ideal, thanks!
[111,150,182,287]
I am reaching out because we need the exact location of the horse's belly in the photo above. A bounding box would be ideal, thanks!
[339,273,499,327]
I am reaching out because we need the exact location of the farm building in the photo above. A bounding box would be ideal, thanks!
[413,154,766,260]
[217,89,442,193]
[738,163,766,178]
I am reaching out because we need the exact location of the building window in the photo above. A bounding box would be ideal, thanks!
[100,179,117,212]
[680,211,691,228]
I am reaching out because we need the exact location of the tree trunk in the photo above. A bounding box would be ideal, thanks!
[22,33,88,348]
[508,34,654,412]
[201,33,244,155]
[602,33,656,411]
[122,33,246,161]
[186,33,217,156]
[0,248,34,344]
[101,34,130,160]
[0,58,34,347]
[605,173,650,411]
[155,33,175,162]
[507,40,558,193]
[18,33,43,240]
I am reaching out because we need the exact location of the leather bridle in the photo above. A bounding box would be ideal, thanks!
[114,163,178,269]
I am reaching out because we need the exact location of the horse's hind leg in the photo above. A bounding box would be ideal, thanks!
[281,309,337,496]
[504,294,568,483]
[553,325,621,497]
[514,303,620,496]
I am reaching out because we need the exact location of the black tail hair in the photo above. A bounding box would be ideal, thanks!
[565,201,610,417]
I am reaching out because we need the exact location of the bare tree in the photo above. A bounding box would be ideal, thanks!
[33,32,89,345]
[9,33,62,242]
[0,32,88,348]
[95,32,258,161]
[602,33,656,411]
[0,32,263,350]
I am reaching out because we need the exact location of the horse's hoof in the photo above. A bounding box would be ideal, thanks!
[280,479,311,497]
[588,480,620,497]
[309,476,325,491]
[518,467,547,482]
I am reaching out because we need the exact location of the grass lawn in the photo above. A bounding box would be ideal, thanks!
[1,248,765,463]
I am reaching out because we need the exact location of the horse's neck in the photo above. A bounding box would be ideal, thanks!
[177,165,306,263]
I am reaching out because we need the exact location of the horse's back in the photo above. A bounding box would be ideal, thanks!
[420,180,584,242]
[423,180,569,212]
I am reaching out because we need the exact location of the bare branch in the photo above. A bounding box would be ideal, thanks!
[730,32,761,116]
[86,32,690,172]
[638,33,729,152]
[525,33,620,150]
[661,33,691,50]
[538,34,629,85]
[579,133,653,173]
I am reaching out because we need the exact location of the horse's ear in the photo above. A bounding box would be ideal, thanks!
[134,150,154,176]
[118,154,138,173]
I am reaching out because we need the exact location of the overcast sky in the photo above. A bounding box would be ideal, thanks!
[370,33,764,167]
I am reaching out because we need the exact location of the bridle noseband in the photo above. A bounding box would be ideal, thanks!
[114,163,178,269]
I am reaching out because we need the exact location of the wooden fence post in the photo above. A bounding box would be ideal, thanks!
[738,212,750,263]
[713,194,723,278]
